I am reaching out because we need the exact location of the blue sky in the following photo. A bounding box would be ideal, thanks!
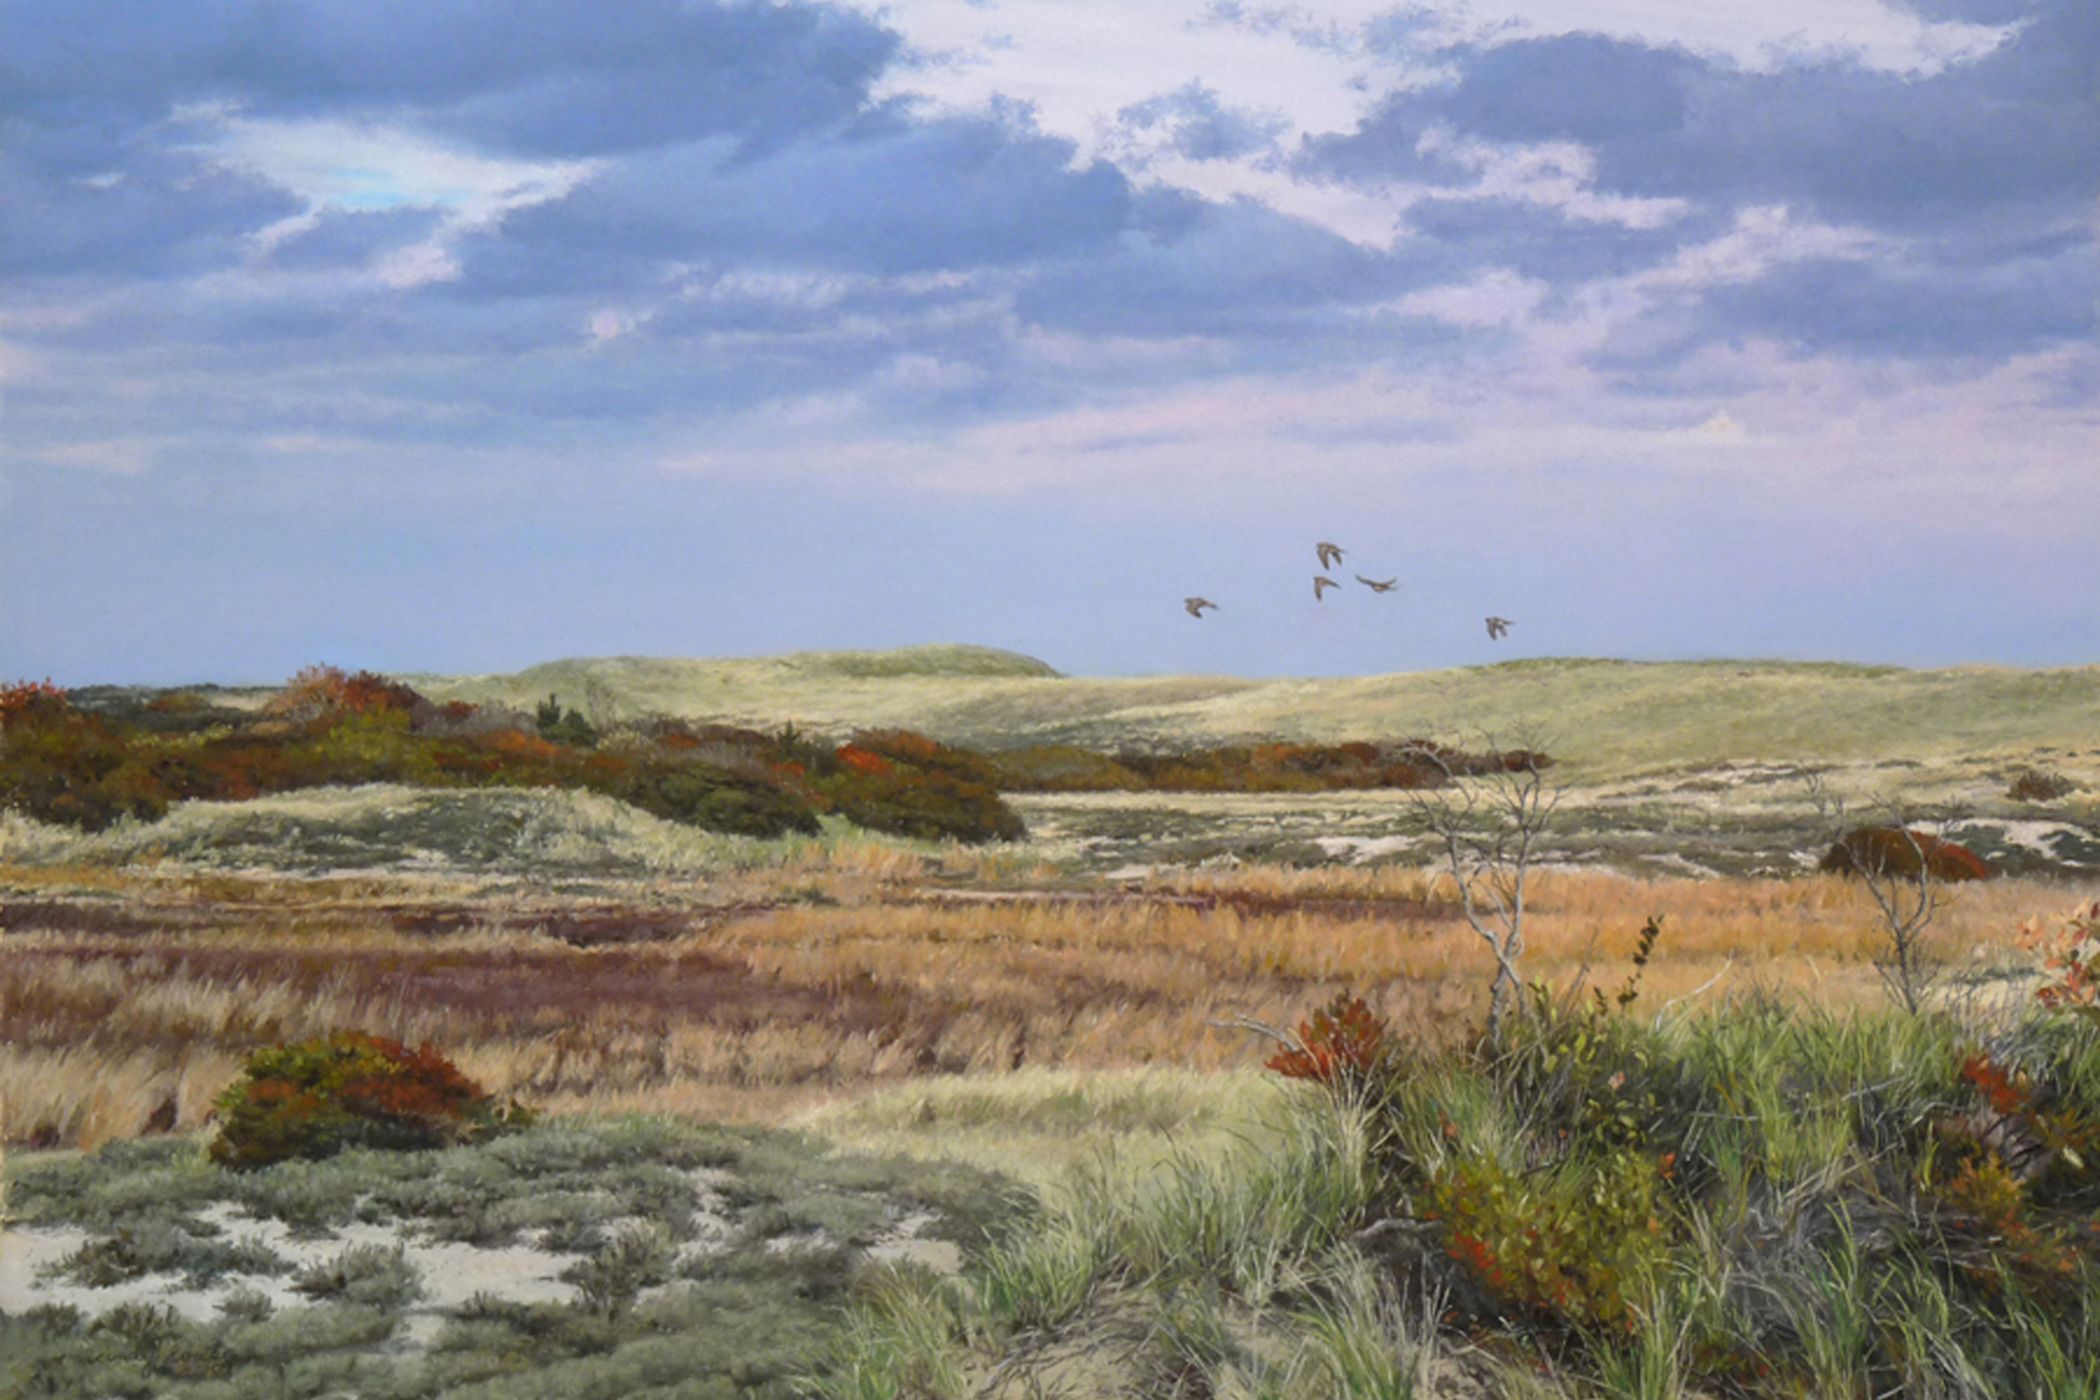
[1,0,2093,685]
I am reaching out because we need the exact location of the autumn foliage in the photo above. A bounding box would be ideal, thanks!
[1818,826,1995,882]
[209,1031,533,1170]
[1264,992,1395,1093]
[2,667,1551,844]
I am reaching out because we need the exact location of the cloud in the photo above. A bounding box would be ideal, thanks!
[1109,82,1290,165]
[0,131,300,278]
[262,206,447,272]
[1012,192,1395,340]
[1,0,898,156]
[473,107,1133,292]
[1,0,2089,634]
[0,0,896,287]
[1291,0,2096,364]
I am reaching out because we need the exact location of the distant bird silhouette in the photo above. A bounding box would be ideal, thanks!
[1316,542,1345,570]
[1185,597,1219,618]
[1485,616,1513,640]
[1356,575,1399,593]
[1314,576,1340,600]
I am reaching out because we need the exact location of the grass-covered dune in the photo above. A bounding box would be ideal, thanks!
[408,649,2100,783]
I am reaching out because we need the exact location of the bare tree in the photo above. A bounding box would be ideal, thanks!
[1808,777,1964,1015]
[1408,737,1562,1049]
[1831,819,1954,1015]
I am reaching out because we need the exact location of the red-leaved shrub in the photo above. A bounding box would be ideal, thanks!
[209,1031,533,1170]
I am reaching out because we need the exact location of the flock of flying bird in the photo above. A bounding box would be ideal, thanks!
[1184,541,1514,641]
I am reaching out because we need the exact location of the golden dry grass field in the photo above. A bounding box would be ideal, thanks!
[7,648,2099,1160]
[3,844,2089,1155]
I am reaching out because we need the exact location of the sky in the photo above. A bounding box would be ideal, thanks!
[1,0,2094,686]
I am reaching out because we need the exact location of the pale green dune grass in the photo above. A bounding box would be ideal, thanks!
[0,784,866,878]
[405,650,2100,786]
[790,1067,1293,1189]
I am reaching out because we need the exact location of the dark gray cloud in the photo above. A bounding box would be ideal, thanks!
[1392,194,1724,288]
[1298,0,2097,360]
[0,0,899,282]
[0,0,897,156]
[0,131,298,277]
[1313,0,2096,227]
[1700,245,2098,359]
[1436,32,1702,147]
[488,110,1134,283]
[1012,193,1397,341]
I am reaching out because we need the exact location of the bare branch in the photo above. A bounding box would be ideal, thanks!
[1406,735,1560,1048]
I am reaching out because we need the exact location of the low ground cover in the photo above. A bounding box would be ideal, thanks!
[1,1114,1021,1400]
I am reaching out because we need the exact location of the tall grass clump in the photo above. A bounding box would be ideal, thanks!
[858,904,2100,1396]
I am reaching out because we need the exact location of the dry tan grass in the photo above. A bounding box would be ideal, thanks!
[2,860,2090,1150]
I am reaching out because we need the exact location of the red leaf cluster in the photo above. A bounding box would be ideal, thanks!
[836,744,894,776]
[0,678,68,724]
[1266,993,1392,1085]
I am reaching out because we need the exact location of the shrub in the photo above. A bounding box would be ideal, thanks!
[0,683,167,830]
[2023,902,2100,1026]
[1427,1146,1677,1333]
[564,1223,676,1320]
[1490,978,1675,1156]
[534,693,600,749]
[826,767,1026,844]
[1265,993,1397,1101]
[267,664,425,723]
[290,1242,425,1310]
[209,1032,534,1171]
[605,760,822,838]
[1819,827,1994,883]
[846,729,1000,786]
[2009,768,2077,803]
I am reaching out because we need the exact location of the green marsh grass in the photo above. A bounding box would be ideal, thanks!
[822,989,2100,1399]
[1286,1254,1439,1400]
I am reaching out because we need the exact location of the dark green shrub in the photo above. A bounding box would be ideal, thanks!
[769,721,839,778]
[535,693,600,748]
[827,768,1026,844]
[603,761,822,838]
[209,1032,534,1171]
[2010,768,2078,803]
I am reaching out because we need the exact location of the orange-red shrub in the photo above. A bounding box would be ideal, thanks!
[1266,992,1394,1090]
[1819,827,1994,882]
[209,1031,532,1170]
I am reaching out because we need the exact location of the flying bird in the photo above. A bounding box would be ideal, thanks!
[1316,542,1346,570]
[1485,616,1513,640]
[1185,597,1219,617]
[1356,575,1400,593]
[1314,576,1340,600]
